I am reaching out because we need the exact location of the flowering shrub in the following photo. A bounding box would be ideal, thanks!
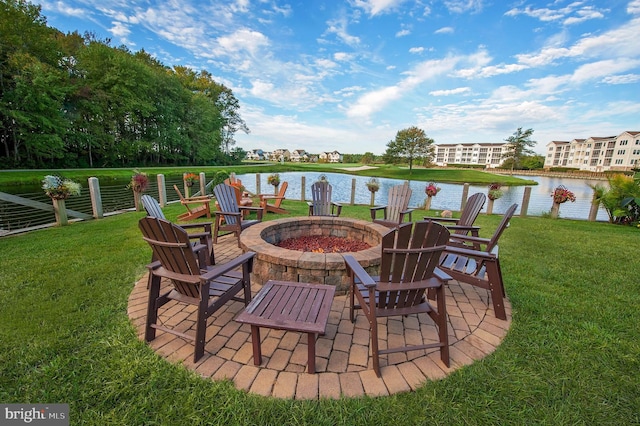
[366,178,380,192]
[267,173,280,186]
[488,183,504,201]
[42,175,81,199]
[425,182,440,197]
[552,185,576,204]
[184,173,198,186]
[128,170,148,193]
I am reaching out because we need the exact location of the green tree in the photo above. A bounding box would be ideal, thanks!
[384,126,435,173]
[502,127,536,171]
[361,152,375,164]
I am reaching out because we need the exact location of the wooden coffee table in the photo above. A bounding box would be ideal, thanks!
[235,280,335,373]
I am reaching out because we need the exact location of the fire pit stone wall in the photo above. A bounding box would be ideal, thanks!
[240,217,388,294]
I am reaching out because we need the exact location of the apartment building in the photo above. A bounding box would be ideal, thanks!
[434,143,508,168]
[544,131,640,172]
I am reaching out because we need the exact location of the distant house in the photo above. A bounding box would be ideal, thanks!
[270,149,291,162]
[319,151,343,163]
[245,149,265,161]
[290,149,308,162]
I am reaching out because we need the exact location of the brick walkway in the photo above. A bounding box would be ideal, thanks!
[128,234,511,400]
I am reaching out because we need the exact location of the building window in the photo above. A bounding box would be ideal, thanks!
[617,150,626,155]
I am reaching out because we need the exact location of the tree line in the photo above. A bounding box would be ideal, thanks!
[0,0,248,169]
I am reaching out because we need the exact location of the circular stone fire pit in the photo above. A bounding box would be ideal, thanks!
[240,217,388,294]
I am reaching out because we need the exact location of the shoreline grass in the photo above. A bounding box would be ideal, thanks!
[0,163,536,188]
[1,201,638,425]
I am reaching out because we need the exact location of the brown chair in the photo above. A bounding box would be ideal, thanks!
[139,216,255,362]
[424,192,486,238]
[213,183,263,247]
[343,221,451,377]
[259,181,288,214]
[173,185,212,221]
[438,203,517,320]
[370,182,414,227]
[141,194,214,265]
[307,181,342,216]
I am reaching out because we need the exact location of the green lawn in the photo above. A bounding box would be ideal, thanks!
[0,201,638,425]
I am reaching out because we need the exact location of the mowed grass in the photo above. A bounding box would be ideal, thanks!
[0,200,638,425]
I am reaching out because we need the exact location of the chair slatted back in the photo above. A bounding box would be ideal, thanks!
[485,204,518,252]
[273,181,288,208]
[385,182,412,223]
[456,193,486,231]
[139,217,202,298]
[141,195,166,219]
[214,183,241,226]
[377,221,450,309]
[310,181,333,216]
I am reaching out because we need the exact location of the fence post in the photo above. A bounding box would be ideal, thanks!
[588,192,599,221]
[520,187,531,217]
[52,199,68,226]
[256,173,261,196]
[350,178,356,205]
[157,174,167,207]
[199,172,206,195]
[301,176,306,201]
[88,177,103,219]
[460,183,470,211]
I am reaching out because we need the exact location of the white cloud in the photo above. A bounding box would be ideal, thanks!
[351,0,407,16]
[443,0,484,14]
[409,47,425,54]
[429,87,471,96]
[215,28,269,56]
[109,21,131,38]
[505,3,608,26]
[396,29,411,37]
[325,16,360,46]
[435,26,454,34]
[629,0,640,15]
[570,59,640,83]
[602,73,640,84]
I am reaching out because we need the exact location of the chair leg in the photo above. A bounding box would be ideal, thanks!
[145,273,161,342]
[193,293,208,363]
[487,262,506,320]
[435,286,450,367]
[370,316,380,377]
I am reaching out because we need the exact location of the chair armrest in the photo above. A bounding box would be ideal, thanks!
[448,233,490,246]
[201,252,256,282]
[423,216,460,224]
[181,222,213,231]
[343,255,376,287]
[239,205,264,220]
[442,245,497,260]
[214,211,242,219]
[332,202,343,216]
[370,205,387,221]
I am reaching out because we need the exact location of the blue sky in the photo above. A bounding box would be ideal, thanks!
[38,0,640,155]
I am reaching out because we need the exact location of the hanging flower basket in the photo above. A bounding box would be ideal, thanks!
[127,170,149,193]
[552,185,576,204]
[488,183,504,201]
[366,178,380,193]
[42,175,81,200]
[184,173,198,187]
[267,173,280,187]
[425,182,440,197]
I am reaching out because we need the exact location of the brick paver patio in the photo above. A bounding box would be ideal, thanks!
[128,233,511,400]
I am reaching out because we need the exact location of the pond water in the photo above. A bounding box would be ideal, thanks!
[237,171,609,221]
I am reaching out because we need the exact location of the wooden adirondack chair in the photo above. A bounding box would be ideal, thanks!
[141,195,214,265]
[213,183,263,247]
[370,182,414,227]
[173,185,212,221]
[343,221,452,376]
[438,203,518,320]
[259,181,288,214]
[425,192,486,238]
[139,217,255,362]
[307,181,342,216]
[223,178,253,208]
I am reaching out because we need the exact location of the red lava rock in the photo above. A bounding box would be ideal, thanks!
[276,235,371,253]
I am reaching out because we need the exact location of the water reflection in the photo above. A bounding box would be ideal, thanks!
[238,171,609,221]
